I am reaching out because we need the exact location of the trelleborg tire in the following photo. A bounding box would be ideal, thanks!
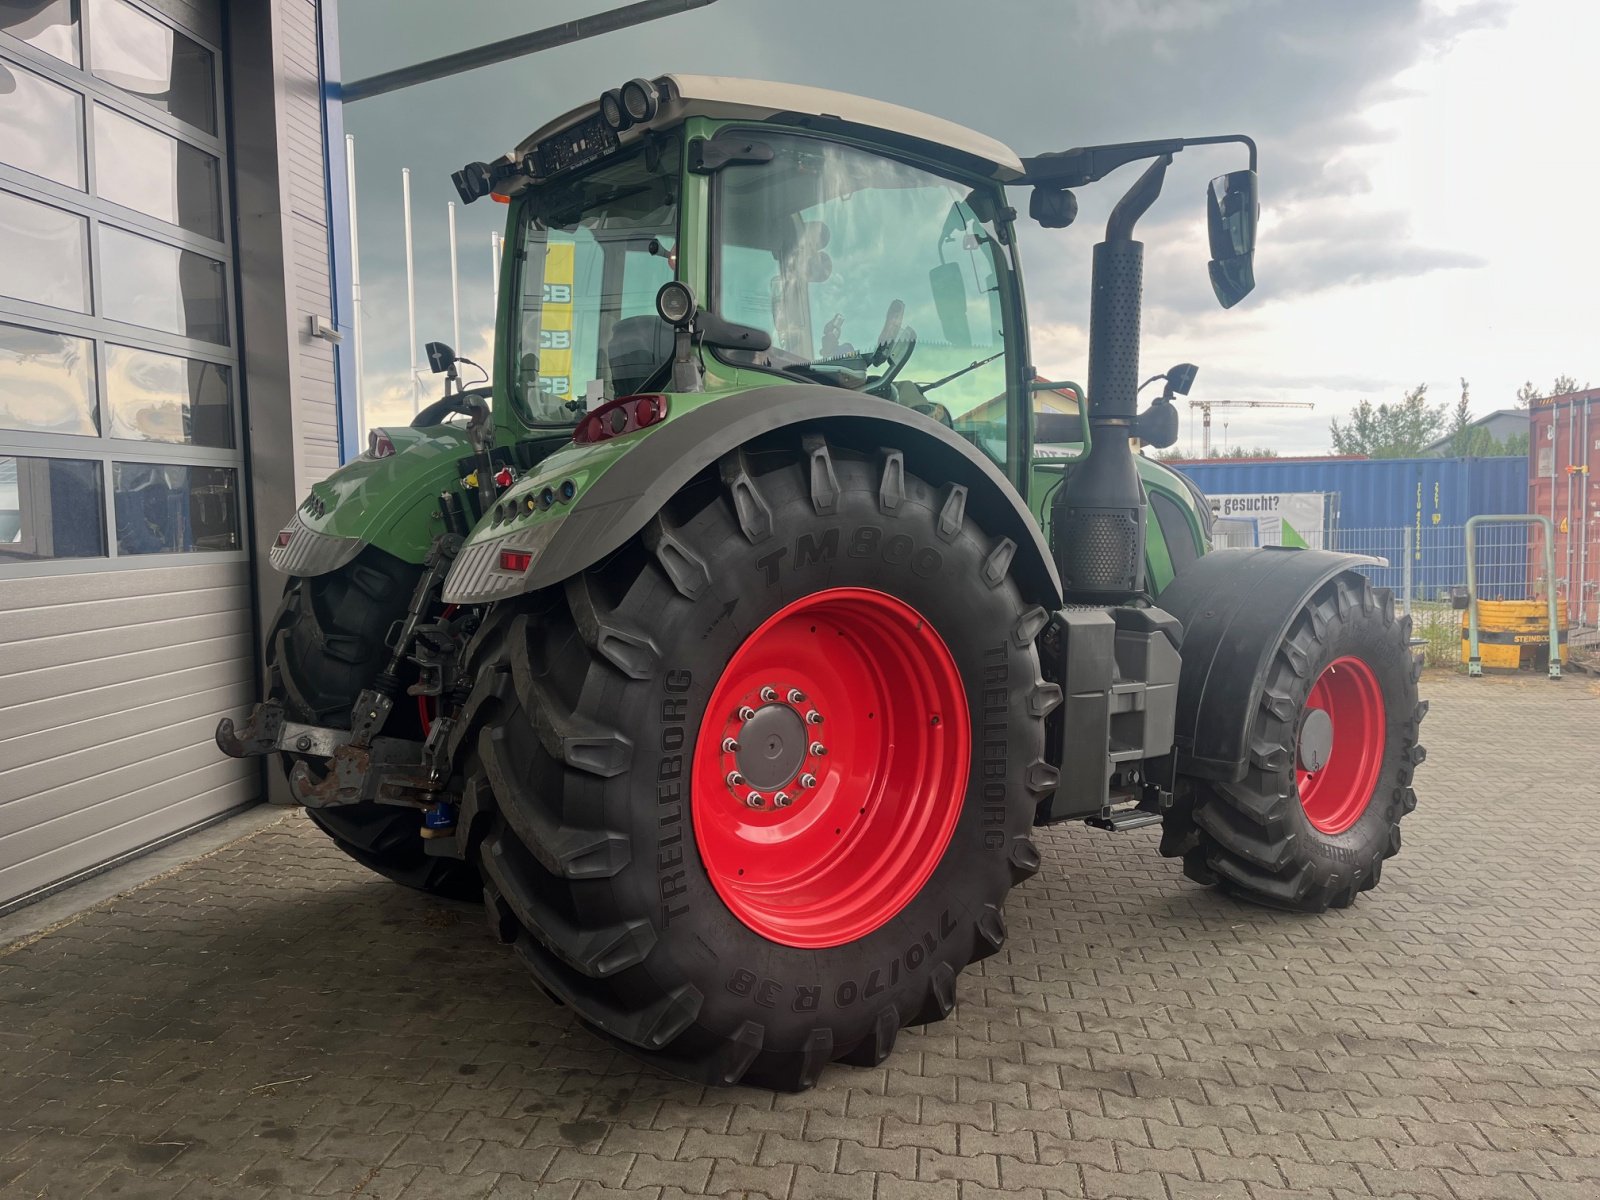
[455,434,1059,1089]
[1164,571,1426,912]
[265,547,479,900]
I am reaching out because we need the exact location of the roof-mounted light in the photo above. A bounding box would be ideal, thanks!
[620,78,659,125]
[599,88,629,132]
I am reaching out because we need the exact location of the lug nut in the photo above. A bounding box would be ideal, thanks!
[787,689,806,704]
[760,686,777,702]
[745,792,765,809]
[773,792,792,808]
[737,706,756,722]
[805,710,824,725]
[810,742,827,756]
[726,771,744,787]
[799,773,818,789]
[722,738,740,754]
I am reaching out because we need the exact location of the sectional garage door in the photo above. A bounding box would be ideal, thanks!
[0,0,258,911]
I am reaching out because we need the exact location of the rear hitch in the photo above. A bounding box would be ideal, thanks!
[216,700,350,762]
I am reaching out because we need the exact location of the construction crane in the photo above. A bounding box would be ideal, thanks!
[1189,398,1313,456]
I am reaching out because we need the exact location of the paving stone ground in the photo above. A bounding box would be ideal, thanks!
[3,671,1598,1200]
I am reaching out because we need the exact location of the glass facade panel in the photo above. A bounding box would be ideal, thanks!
[100,224,227,343]
[92,104,220,238]
[113,460,236,554]
[85,0,213,133]
[0,320,96,435]
[0,58,84,188]
[0,0,80,66]
[105,344,229,447]
[0,453,104,561]
[0,188,88,311]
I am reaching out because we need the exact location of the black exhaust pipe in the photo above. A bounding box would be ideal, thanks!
[1054,154,1171,602]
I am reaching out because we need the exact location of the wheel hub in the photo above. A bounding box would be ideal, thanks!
[1297,707,1334,771]
[730,698,812,794]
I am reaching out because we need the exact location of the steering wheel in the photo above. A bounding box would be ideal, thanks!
[866,299,917,396]
[412,386,492,428]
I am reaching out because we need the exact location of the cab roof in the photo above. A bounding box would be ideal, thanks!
[511,73,1026,183]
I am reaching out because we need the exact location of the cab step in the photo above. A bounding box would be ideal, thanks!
[1085,809,1164,833]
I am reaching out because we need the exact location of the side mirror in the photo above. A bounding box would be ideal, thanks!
[1165,362,1198,396]
[1029,187,1079,229]
[1206,170,1257,309]
[424,341,456,374]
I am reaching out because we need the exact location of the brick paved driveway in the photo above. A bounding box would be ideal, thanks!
[3,672,1597,1200]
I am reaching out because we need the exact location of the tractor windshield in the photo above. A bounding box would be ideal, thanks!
[512,138,680,424]
[713,132,1013,465]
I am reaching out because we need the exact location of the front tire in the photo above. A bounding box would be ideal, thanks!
[266,548,479,901]
[457,435,1059,1089]
[1164,572,1426,912]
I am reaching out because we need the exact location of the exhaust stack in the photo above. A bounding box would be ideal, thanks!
[1054,155,1171,601]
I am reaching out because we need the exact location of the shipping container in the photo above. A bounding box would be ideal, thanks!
[1528,389,1600,627]
[1169,454,1532,600]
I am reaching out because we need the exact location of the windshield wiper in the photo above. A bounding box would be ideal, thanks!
[915,348,1005,394]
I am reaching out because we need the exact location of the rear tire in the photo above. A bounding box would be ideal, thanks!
[1163,572,1426,912]
[266,548,479,901]
[455,435,1058,1089]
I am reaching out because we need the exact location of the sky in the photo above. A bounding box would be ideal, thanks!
[337,0,1600,456]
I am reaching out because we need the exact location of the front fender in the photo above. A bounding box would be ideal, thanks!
[1158,547,1384,782]
[269,425,473,577]
[442,384,1061,607]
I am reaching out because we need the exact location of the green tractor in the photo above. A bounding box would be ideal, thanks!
[219,75,1426,1090]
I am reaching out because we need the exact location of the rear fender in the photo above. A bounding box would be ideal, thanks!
[442,383,1061,607]
[1158,547,1383,782]
[269,425,473,577]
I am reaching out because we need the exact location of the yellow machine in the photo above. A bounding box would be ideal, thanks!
[1460,598,1568,671]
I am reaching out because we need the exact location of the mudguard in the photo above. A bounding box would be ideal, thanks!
[1157,546,1384,783]
[268,424,474,577]
[443,383,1062,607]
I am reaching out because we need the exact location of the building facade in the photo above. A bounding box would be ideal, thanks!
[1,0,350,912]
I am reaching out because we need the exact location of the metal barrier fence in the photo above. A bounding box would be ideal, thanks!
[1326,523,1551,608]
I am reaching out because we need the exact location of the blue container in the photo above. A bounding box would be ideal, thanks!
[1171,456,1531,598]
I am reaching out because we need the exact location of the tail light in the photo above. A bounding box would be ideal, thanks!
[367,429,396,459]
[574,394,669,445]
[497,549,533,573]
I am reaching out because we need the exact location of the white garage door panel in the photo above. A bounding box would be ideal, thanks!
[0,608,252,677]
[0,673,254,775]
[0,777,255,905]
[0,583,253,643]
[1,635,254,730]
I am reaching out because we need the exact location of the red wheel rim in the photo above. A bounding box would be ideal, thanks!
[691,587,970,948]
[1295,656,1386,834]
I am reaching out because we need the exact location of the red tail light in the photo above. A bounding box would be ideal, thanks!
[367,429,396,459]
[275,529,293,547]
[574,394,669,445]
[498,548,533,573]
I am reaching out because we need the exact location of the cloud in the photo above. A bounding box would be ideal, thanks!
[336,0,1526,456]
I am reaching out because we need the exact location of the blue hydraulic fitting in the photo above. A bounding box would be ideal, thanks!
[422,800,458,835]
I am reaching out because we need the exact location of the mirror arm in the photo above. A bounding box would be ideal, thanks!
[1019,133,1258,187]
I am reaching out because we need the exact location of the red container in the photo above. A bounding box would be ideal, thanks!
[1528,388,1600,627]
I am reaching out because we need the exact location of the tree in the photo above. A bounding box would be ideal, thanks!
[1448,378,1477,457]
[1516,375,1588,407]
[1154,445,1279,461]
[1329,383,1446,458]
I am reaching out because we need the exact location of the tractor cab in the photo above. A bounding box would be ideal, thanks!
[466,75,1034,478]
